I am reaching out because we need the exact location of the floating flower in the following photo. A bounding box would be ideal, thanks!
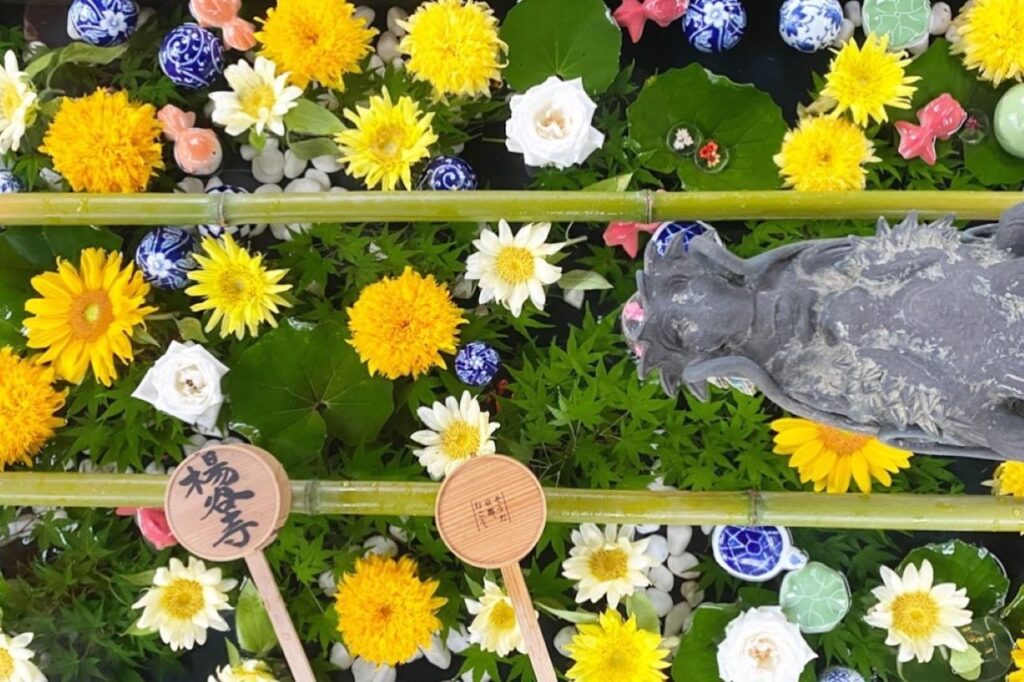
[506,76,604,169]
[989,461,1024,497]
[334,554,446,667]
[864,559,972,663]
[209,56,302,137]
[566,609,670,682]
[132,556,238,652]
[347,267,466,380]
[185,235,292,341]
[131,341,229,432]
[334,88,438,191]
[24,249,157,386]
[952,0,1024,85]
[255,0,377,90]
[466,579,525,656]
[1011,638,1024,682]
[411,391,498,479]
[773,117,880,192]
[0,631,46,682]
[821,34,919,127]
[0,50,37,154]
[398,0,506,98]
[39,89,163,193]
[464,220,564,317]
[562,523,655,607]
[208,659,277,682]
[771,418,913,494]
[0,347,66,470]
[717,606,816,682]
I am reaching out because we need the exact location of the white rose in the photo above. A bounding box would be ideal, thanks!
[505,76,605,169]
[716,606,816,682]
[132,341,229,432]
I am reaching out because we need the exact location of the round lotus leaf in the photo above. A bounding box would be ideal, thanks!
[779,561,851,634]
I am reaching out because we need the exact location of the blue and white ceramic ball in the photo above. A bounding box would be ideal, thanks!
[419,156,478,191]
[455,342,501,386]
[684,0,747,53]
[0,170,23,193]
[779,0,843,53]
[159,24,224,90]
[199,184,252,238]
[819,668,866,682]
[67,0,139,47]
[651,221,720,256]
[135,227,197,290]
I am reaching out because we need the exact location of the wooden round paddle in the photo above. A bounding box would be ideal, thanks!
[435,455,556,682]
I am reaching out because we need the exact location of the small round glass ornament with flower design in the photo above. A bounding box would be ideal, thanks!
[711,525,808,582]
[67,0,139,47]
[419,155,478,191]
[135,226,198,291]
[0,170,22,194]
[778,0,844,53]
[455,341,501,387]
[683,0,747,53]
[856,0,952,55]
[159,23,225,89]
[819,668,866,682]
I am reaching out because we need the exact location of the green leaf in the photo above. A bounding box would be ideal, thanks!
[535,602,600,624]
[284,99,345,136]
[121,570,157,587]
[582,173,633,192]
[248,128,267,153]
[672,603,740,682]
[25,43,127,79]
[900,540,1009,615]
[950,645,983,681]
[1001,583,1024,634]
[225,639,242,667]
[289,137,339,161]
[500,0,622,94]
[236,580,277,656]
[175,317,208,343]
[558,270,613,291]
[625,591,660,633]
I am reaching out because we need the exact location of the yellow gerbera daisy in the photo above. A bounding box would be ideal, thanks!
[1010,638,1024,682]
[347,267,466,380]
[39,89,163,193]
[399,0,507,98]
[334,88,438,191]
[821,34,920,127]
[774,116,880,191]
[334,554,446,667]
[566,609,671,682]
[185,234,292,341]
[24,249,156,386]
[952,0,1024,85]
[256,0,377,90]
[0,347,66,470]
[989,461,1024,496]
[771,418,913,494]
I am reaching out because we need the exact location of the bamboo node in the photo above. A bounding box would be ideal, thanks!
[215,190,227,229]
[299,479,320,515]
[642,189,654,224]
[746,489,762,526]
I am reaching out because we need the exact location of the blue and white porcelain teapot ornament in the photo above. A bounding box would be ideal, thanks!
[711,525,808,582]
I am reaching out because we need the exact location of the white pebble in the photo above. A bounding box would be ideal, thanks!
[284,149,308,179]
[252,145,285,184]
[554,626,576,657]
[446,625,471,654]
[387,7,409,36]
[285,177,323,193]
[668,552,699,578]
[388,524,410,543]
[649,564,675,592]
[563,288,585,309]
[318,570,337,596]
[645,534,669,565]
[636,524,660,535]
[330,642,353,669]
[844,0,862,26]
[647,476,676,492]
[930,2,952,34]
[363,535,398,557]
[667,525,693,556]
[834,18,856,45]
[240,144,258,162]
[352,658,395,682]
[421,634,451,669]
[377,31,401,61]
[176,176,206,194]
[680,580,705,607]
[255,183,283,195]
[304,168,332,191]
[452,275,477,299]
[647,588,673,617]
[700,524,714,535]
[313,154,343,173]
[664,602,692,637]
[369,54,387,75]
[354,6,376,27]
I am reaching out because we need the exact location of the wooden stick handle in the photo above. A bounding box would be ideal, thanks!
[500,563,557,682]
[244,551,316,682]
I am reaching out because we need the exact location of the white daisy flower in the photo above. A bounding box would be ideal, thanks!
[464,220,564,317]
[0,50,37,154]
[411,391,498,479]
[0,631,46,682]
[562,524,656,607]
[864,559,973,663]
[210,57,302,137]
[208,659,278,682]
[132,556,238,651]
[466,580,526,657]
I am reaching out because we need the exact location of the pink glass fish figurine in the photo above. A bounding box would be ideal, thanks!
[614,0,689,43]
[604,221,660,258]
[158,104,223,176]
[894,93,968,166]
[116,507,178,550]
[189,0,257,51]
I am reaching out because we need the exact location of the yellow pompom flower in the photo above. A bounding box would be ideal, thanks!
[1010,638,1024,682]
[774,116,880,191]
[0,347,66,470]
[989,461,1024,497]
[821,34,919,127]
[334,554,446,667]
[566,609,671,682]
[256,0,377,90]
[952,0,1024,85]
[39,89,163,193]
[185,234,292,341]
[347,267,466,380]
[771,418,913,494]
[399,0,506,98]
[335,88,438,191]
[24,249,156,386]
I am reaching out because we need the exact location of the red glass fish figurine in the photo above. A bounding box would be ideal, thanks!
[158,104,223,177]
[894,93,968,166]
[614,0,689,43]
[190,0,257,52]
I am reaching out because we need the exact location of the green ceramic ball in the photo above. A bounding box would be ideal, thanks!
[995,83,1024,159]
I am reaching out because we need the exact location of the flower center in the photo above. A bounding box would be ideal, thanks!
[214,268,261,305]
[69,290,114,341]
[371,124,405,163]
[159,578,205,620]
[535,106,571,140]
[440,420,481,460]
[240,84,277,119]
[745,635,780,670]
[816,425,872,457]
[0,647,13,678]
[1,82,22,120]
[174,365,209,400]
[891,591,941,639]
[489,601,516,631]
[588,547,629,582]
[494,246,535,284]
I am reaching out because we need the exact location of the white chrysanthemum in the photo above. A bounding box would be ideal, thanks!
[464,220,564,317]
[208,659,278,682]
[864,559,973,663]
[562,524,655,608]
[0,631,46,682]
[132,556,238,651]
[210,57,302,137]
[466,580,526,657]
[411,391,498,479]
[0,50,37,154]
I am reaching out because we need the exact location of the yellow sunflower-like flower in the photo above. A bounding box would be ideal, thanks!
[774,116,880,191]
[185,234,292,341]
[24,249,156,386]
[566,609,671,682]
[771,418,913,494]
[39,89,163,193]
[821,34,919,127]
[335,88,438,191]
[399,0,507,98]
[989,461,1024,496]
[952,0,1024,85]
[256,0,377,90]
[334,554,447,667]
[1010,638,1024,682]
[347,267,466,380]
[0,347,66,470]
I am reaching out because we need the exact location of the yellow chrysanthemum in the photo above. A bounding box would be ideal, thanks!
[39,89,163,193]
[771,418,913,494]
[989,461,1024,497]
[347,267,466,380]
[952,0,1024,85]
[1010,638,1024,682]
[256,0,377,90]
[0,347,66,470]
[24,249,156,386]
[334,554,447,667]
[566,609,670,682]
[185,235,292,341]
[335,88,438,191]
[821,34,920,127]
[399,0,507,98]
[774,116,880,191]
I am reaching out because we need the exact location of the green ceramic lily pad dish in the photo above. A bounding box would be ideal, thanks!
[779,561,852,634]
[863,0,931,51]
